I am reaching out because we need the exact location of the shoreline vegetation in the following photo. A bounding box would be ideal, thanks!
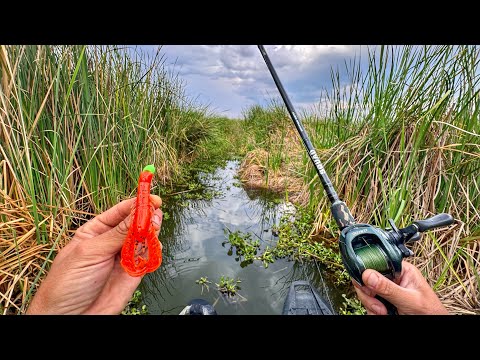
[1,45,478,315]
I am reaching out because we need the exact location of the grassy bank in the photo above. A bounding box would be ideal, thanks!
[0,45,235,314]
[238,45,480,314]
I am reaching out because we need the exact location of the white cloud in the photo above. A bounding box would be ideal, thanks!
[137,45,373,118]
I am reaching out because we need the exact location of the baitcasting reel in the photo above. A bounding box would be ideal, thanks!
[339,213,455,285]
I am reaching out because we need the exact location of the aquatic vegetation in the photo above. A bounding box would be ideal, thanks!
[215,276,242,297]
[122,290,149,315]
[223,207,349,283]
[222,229,261,268]
[195,276,212,294]
[338,294,367,315]
[272,209,349,285]
[167,181,223,206]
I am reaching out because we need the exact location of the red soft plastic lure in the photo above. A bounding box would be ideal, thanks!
[120,165,162,277]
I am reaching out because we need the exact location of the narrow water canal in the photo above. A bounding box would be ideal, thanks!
[141,161,345,314]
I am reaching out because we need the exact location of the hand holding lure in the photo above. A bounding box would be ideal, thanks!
[120,165,162,277]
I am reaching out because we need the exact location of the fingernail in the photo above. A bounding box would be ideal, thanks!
[152,214,162,225]
[371,303,382,314]
[365,271,380,288]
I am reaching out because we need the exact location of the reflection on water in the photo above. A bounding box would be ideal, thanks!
[141,161,345,315]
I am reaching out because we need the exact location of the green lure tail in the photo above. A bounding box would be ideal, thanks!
[143,164,156,174]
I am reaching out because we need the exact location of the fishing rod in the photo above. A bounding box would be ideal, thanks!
[257,45,454,315]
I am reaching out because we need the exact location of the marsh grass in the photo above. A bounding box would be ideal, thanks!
[239,45,480,314]
[0,45,218,314]
[239,101,306,199]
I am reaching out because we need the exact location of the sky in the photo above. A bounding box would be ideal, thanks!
[133,45,373,118]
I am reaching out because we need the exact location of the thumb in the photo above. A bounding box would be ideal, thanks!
[362,269,407,304]
[85,208,163,257]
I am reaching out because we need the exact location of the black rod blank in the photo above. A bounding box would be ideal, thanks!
[257,45,355,229]
[257,45,339,203]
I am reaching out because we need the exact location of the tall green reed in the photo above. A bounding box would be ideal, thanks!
[1,45,216,241]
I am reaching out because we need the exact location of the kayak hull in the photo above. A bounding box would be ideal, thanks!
[282,280,335,315]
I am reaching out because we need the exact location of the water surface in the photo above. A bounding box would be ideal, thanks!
[142,161,345,315]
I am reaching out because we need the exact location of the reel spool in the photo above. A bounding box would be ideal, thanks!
[339,213,454,285]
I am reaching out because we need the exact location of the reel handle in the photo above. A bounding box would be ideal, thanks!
[413,213,454,232]
[398,213,455,243]
[375,295,398,315]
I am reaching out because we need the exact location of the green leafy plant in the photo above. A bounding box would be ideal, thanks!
[338,293,367,315]
[222,208,348,283]
[195,276,212,294]
[222,229,260,268]
[122,290,149,315]
[215,276,242,297]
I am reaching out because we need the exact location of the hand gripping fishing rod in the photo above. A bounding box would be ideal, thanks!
[258,45,454,315]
